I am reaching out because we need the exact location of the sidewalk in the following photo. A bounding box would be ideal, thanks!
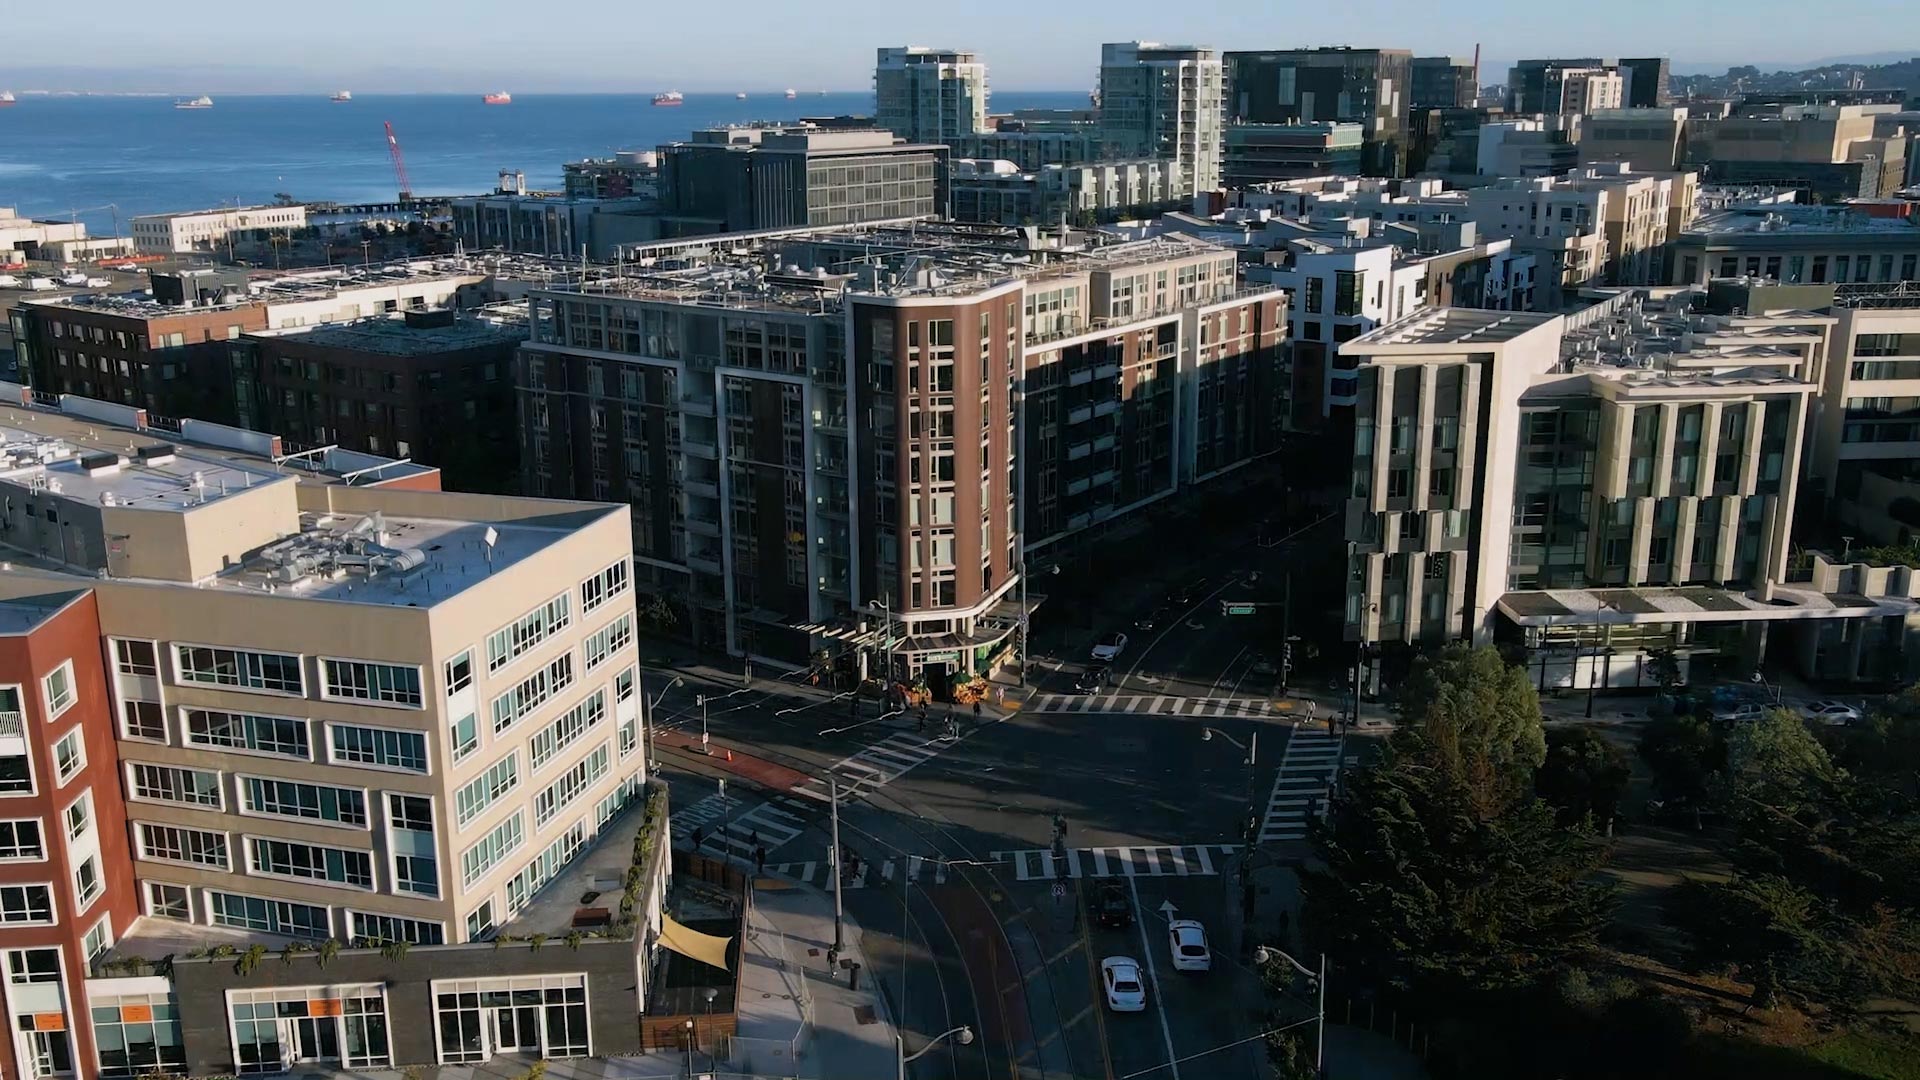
[738,877,900,1080]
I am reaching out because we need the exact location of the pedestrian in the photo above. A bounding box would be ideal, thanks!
[917,712,926,733]
[995,685,1006,706]
[691,827,704,852]
[754,845,767,873]
[972,699,982,719]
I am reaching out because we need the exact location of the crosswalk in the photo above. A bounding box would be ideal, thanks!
[1029,694,1276,717]
[791,731,956,804]
[1257,726,1344,843]
[988,844,1239,881]
[763,855,952,890]
[671,790,813,858]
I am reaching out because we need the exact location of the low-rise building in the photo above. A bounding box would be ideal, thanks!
[1580,107,1690,172]
[1222,123,1364,186]
[1473,117,1582,178]
[0,208,87,265]
[130,206,308,256]
[1463,164,1698,304]
[947,129,1103,172]
[1669,204,1920,289]
[562,152,659,199]
[449,193,658,260]
[656,126,946,236]
[949,158,1184,225]
[1687,105,1910,201]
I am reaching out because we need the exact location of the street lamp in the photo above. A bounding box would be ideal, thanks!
[684,1017,695,1077]
[643,676,684,772]
[1202,727,1260,852]
[1255,946,1325,1076]
[1016,561,1059,687]
[898,1024,974,1080]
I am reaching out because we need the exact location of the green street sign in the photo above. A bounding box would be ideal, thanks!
[1222,602,1257,616]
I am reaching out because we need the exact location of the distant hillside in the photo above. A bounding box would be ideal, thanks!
[1674,57,1920,101]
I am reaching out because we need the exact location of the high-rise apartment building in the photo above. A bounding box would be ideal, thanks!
[517,224,1287,680]
[874,47,990,144]
[1410,57,1478,110]
[1098,42,1226,196]
[1224,48,1413,177]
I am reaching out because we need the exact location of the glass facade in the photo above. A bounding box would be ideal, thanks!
[434,975,589,1063]
[1508,406,1597,589]
[229,986,390,1073]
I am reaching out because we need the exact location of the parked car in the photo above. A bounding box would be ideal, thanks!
[1101,956,1147,1012]
[1249,656,1278,677]
[1087,878,1132,929]
[1074,666,1112,695]
[0,275,19,289]
[1168,579,1209,607]
[24,277,55,291]
[1134,606,1171,632]
[1090,633,1129,662]
[84,277,112,288]
[1167,919,1211,973]
[1801,700,1862,726]
[1712,702,1769,726]
[58,272,89,287]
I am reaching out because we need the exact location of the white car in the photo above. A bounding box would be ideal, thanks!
[1167,919,1211,973]
[1802,700,1862,726]
[1712,702,1768,725]
[1101,956,1147,1012]
[1090,633,1129,663]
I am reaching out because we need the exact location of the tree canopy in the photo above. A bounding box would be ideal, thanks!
[1392,645,1548,817]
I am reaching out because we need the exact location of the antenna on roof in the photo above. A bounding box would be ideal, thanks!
[483,525,498,575]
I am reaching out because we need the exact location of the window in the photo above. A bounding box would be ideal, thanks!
[445,649,474,694]
[174,645,304,695]
[349,911,444,947]
[535,743,610,827]
[529,691,607,771]
[580,559,630,613]
[185,709,310,758]
[491,653,574,734]
[460,812,525,887]
[486,594,572,673]
[130,763,222,807]
[121,700,165,741]
[388,795,438,897]
[145,882,189,921]
[42,661,75,719]
[7,948,59,983]
[91,990,187,1076]
[0,820,42,861]
[63,792,90,841]
[455,753,519,827]
[138,822,227,868]
[242,777,367,827]
[330,724,428,772]
[52,730,84,784]
[114,639,159,677]
[465,899,496,942]
[0,885,53,925]
[74,854,101,909]
[207,891,329,939]
[322,659,424,707]
[583,614,633,671]
[450,712,479,763]
[248,837,374,890]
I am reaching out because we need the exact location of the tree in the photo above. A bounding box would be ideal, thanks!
[1645,646,1683,694]
[1302,756,1615,995]
[1535,728,1629,828]
[1722,708,1838,817]
[1392,645,1547,817]
[1636,713,1726,807]
[1667,873,1869,1010]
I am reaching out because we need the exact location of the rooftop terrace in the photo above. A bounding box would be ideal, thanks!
[1687,205,1920,237]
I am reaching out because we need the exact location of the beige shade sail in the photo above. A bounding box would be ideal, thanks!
[657,913,733,972]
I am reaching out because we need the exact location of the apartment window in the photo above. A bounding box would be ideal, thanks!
[349,911,444,947]
[74,854,101,909]
[460,811,526,888]
[52,730,84,784]
[583,614,633,671]
[114,639,159,677]
[185,709,310,758]
[137,823,229,869]
[329,724,428,773]
[63,791,90,841]
[7,948,59,983]
[491,653,575,734]
[507,820,589,914]
[174,644,304,695]
[145,882,190,921]
[92,988,186,1076]
[241,776,368,828]
[0,885,53,925]
[486,595,571,674]
[248,837,374,890]
[0,820,43,861]
[85,914,114,961]
[388,795,438,897]
[529,690,607,771]
[42,661,75,719]
[450,713,479,763]
[121,700,166,741]
[1304,277,1324,314]
[207,891,329,939]
[130,763,223,807]
[455,752,519,827]
[580,559,630,613]
[445,649,474,694]
[322,659,424,707]
[534,743,610,827]
[465,900,496,942]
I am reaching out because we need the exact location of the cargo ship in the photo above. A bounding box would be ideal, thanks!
[483,91,512,105]
[330,90,352,102]
[784,88,797,99]
[652,91,684,106]
[174,95,213,109]
[735,92,747,100]
[0,92,15,108]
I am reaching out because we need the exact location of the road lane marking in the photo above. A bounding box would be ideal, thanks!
[1127,876,1182,1080]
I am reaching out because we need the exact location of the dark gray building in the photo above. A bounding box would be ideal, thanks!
[1619,57,1671,108]
[1224,48,1413,177]
[1223,122,1365,185]
[656,126,946,236]
[1508,57,1670,111]
[1411,56,1478,109]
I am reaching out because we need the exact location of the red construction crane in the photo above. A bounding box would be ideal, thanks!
[384,121,414,203]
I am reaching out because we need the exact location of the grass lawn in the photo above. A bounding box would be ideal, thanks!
[1804,1029,1920,1080]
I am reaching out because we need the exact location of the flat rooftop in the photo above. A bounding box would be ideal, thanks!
[0,425,288,513]
[250,310,528,355]
[1687,206,1920,237]
[0,592,82,635]
[1498,585,1913,626]
[1347,307,1559,349]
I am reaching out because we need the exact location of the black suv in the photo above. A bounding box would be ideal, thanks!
[1088,877,1132,929]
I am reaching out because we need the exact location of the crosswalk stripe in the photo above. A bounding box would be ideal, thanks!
[1256,724,1346,844]
[1029,694,1274,716]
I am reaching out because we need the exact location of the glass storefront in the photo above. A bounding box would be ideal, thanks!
[433,975,590,1064]
[227,985,389,1074]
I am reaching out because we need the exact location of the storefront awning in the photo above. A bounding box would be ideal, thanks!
[657,913,732,973]
[1497,584,1917,627]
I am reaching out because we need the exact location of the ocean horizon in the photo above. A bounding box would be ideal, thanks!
[0,91,1091,233]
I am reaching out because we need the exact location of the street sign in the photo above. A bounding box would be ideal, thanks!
[1051,882,1066,900]
[1222,601,1257,616]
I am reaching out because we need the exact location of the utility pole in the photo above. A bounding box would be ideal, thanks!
[1280,571,1293,693]
[830,777,845,957]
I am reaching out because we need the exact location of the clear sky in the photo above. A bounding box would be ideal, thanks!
[8,0,1916,93]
